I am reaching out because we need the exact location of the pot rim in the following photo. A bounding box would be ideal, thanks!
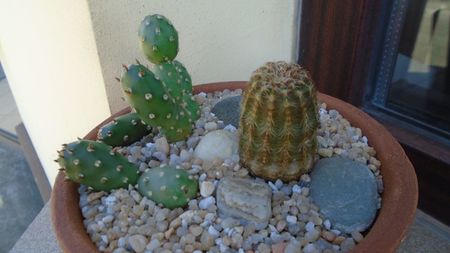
[51,81,418,253]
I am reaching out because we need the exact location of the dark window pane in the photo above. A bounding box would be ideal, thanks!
[388,0,450,133]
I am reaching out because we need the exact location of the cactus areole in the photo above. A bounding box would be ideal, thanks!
[139,14,179,64]
[137,166,198,209]
[239,61,320,182]
[56,140,139,191]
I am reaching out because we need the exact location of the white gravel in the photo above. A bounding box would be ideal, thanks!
[79,89,383,253]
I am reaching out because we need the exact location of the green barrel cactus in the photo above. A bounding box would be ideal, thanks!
[139,14,178,64]
[56,140,139,191]
[97,112,152,147]
[137,166,198,209]
[239,61,319,182]
[120,63,200,142]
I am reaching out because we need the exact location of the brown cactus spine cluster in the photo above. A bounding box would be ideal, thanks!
[239,61,319,181]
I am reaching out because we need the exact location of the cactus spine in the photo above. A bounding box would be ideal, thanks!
[56,140,139,191]
[97,112,152,147]
[139,14,178,64]
[137,166,198,209]
[239,61,319,181]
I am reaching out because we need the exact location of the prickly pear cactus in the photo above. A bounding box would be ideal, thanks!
[239,61,319,182]
[97,112,152,147]
[120,63,200,142]
[56,140,139,191]
[139,14,178,64]
[151,60,192,100]
[137,166,198,209]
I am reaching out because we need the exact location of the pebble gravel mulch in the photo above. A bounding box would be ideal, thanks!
[79,89,383,253]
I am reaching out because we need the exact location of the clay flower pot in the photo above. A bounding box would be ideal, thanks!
[52,81,418,253]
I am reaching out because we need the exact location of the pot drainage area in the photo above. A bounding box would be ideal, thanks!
[0,76,44,252]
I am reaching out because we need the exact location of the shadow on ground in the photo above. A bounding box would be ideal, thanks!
[0,140,43,252]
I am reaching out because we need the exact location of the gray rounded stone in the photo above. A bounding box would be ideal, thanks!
[310,157,379,233]
[211,95,241,127]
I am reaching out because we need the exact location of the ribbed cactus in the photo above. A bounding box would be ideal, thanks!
[97,112,152,147]
[239,61,319,182]
[120,63,200,142]
[139,14,178,64]
[137,166,198,209]
[56,140,139,191]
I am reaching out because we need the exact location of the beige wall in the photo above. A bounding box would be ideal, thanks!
[88,0,299,113]
[0,0,299,184]
[0,0,111,184]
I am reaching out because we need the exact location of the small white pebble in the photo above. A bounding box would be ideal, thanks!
[292,185,302,194]
[223,124,237,132]
[208,225,220,237]
[305,221,315,232]
[351,231,364,243]
[146,238,160,251]
[205,122,218,131]
[200,181,215,197]
[268,181,278,192]
[128,234,147,253]
[102,215,114,224]
[286,215,297,224]
[199,196,215,209]
[274,179,283,188]
[303,243,318,253]
[331,229,342,235]
[324,219,331,230]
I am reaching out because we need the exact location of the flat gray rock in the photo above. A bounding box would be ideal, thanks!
[216,177,271,229]
[211,95,241,127]
[310,157,378,233]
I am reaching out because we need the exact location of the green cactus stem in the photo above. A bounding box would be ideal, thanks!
[97,112,152,147]
[139,14,178,64]
[151,60,191,100]
[56,140,139,191]
[239,61,319,182]
[120,63,200,142]
[151,60,199,122]
[137,166,198,209]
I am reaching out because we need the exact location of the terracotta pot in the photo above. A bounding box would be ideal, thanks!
[52,81,418,253]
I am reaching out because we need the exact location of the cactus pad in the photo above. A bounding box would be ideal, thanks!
[239,61,319,181]
[139,14,178,64]
[137,166,198,209]
[97,112,152,147]
[56,140,139,191]
[120,63,200,142]
[151,60,192,100]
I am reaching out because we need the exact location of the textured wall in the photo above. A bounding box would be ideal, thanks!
[88,0,299,113]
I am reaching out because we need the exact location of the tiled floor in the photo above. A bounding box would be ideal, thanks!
[0,78,22,135]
